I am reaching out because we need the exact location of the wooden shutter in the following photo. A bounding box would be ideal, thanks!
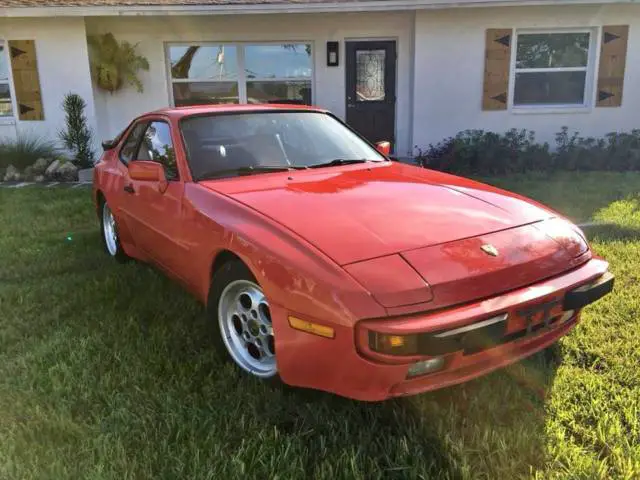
[596,25,629,107]
[8,40,44,121]
[482,29,512,111]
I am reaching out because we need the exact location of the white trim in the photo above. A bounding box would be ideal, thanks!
[237,44,248,105]
[516,66,588,73]
[508,27,598,112]
[408,10,417,157]
[166,41,315,105]
[1,0,636,18]
[0,40,16,121]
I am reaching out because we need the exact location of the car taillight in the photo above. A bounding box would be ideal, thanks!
[368,332,418,356]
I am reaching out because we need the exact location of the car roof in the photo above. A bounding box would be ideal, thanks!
[146,103,328,119]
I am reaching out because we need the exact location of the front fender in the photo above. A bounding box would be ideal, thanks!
[185,184,386,326]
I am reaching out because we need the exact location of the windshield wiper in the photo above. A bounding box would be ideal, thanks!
[197,165,305,180]
[308,158,371,169]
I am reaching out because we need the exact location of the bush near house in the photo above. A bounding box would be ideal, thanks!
[59,93,96,170]
[416,128,640,175]
[0,134,58,171]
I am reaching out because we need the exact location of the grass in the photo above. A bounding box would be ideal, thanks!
[0,133,59,171]
[0,171,638,479]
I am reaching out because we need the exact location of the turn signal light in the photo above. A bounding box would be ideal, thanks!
[369,332,419,356]
[288,316,335,339]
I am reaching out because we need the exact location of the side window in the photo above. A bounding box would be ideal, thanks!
[119,122,148,164]
[137,121,179,181]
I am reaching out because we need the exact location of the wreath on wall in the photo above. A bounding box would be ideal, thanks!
[87,33,150,94]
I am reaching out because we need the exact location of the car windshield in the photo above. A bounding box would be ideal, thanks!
[180,111,387,180]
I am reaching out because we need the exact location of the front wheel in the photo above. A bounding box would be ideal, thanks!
[100,200,129,262]
[208,260,278,379]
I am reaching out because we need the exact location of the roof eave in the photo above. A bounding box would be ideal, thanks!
[0,0,636,18]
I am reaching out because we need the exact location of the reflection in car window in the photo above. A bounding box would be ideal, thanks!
[180,112,386,180]
[137,121,179,180]
[119,122,148,164]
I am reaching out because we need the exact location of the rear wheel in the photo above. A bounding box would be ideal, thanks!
[208,260,278,379]
[100,199,129,262]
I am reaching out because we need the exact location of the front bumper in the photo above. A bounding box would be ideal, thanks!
[275,258,612,402]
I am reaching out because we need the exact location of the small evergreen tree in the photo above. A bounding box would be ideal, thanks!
[59,93,95,169]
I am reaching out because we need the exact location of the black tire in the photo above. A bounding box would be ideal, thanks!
[207,259,282,384]
[99,198,129,263]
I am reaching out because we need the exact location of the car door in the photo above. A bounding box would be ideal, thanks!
[106,120,149,251]
[123,119,189,279]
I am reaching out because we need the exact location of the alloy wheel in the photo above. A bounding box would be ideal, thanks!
[218,279,277,378]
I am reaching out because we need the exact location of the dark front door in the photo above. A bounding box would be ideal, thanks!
[346,40,397,149]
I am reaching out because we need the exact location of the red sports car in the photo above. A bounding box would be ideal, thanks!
[93,104,614,401]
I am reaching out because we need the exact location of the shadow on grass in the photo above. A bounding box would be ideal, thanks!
[479,172,640,223]
[582,223,640,242]
[246,344,564,478]
[71,249,565,478]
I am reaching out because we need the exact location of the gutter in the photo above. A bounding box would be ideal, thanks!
[1,0,638,17]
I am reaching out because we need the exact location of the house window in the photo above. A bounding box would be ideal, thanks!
[512,31,594,108]
[168,43,312,107]
[170,45,240,105]
[0,42,13,117]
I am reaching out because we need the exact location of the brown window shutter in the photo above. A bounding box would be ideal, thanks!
[8,40,44,121]
[482,29,512,111]
[596,25,629,107]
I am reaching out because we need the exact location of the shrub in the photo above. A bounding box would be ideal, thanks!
[416,128,640,175]
[0,133,58,171]
[59,93,95,169]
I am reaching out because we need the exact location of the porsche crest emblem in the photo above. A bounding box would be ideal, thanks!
[481,244,499,257]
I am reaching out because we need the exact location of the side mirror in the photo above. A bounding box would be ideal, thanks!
[128,161,168,193]
[102,140,116,151]
[375,141,391,156]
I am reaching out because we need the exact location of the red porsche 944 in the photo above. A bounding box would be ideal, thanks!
[93,105,613,401]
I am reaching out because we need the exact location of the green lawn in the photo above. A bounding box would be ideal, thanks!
[0,172,638,479]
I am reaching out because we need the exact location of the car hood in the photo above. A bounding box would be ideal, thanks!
[201,162,554,265]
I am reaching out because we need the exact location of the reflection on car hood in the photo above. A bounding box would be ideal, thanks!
[201,162,554,265]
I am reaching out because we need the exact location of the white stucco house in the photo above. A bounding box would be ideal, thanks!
[0,0,638,157]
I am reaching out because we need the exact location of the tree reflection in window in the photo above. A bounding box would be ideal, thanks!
[516,33,589,69]
[514,32,591,106]
[140,122,178,180]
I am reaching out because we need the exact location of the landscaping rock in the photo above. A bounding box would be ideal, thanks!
[44,159,61,179]
[56,162,79,182]
[34,175,45,183]
[23,166,35,181]
[3,165,21,182]
[32,157,52,175]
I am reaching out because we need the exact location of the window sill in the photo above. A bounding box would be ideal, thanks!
[0,117,16,125]
[510,106,592,115]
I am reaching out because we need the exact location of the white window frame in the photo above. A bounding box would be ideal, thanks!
[164,41,315,107]
[509,28,599,113]
[0,40,16,121]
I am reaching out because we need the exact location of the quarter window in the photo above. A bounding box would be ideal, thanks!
[513,31,593,107]
[137,121,179,180]
[0,42,13,117]
[119,122,148,164]
[168,43,313,107]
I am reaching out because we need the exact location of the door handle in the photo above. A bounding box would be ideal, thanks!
[123,184,135,194]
